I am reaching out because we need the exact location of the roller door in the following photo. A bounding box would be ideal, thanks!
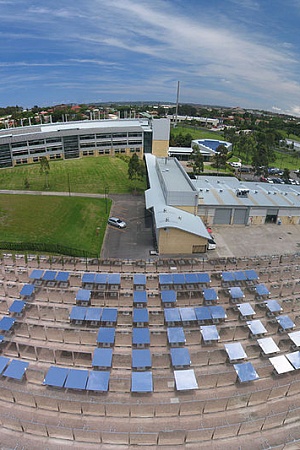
[213,208,232,224]
[233,208,248,225]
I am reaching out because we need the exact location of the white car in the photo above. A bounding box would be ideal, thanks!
[229,162,241,168]
[108,217,127,229]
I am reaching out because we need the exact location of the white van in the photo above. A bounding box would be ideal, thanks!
[207,238,217,250]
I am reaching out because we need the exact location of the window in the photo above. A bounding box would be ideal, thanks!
[46,137,62,144]
[80,134,95,140]
[29,139,44,146]
[11,141,27,149]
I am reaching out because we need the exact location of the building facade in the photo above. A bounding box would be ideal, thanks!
[0,118,170,168]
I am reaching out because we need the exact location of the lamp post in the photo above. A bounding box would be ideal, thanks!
[105,186,109,214]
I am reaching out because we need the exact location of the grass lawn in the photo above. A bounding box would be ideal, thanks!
[0,156,146,194]
[0,194,111,256]
[171,126,224,140]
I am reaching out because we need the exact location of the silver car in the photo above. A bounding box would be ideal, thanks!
[108,217,127,229]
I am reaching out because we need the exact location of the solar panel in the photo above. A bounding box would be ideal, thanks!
[159,274,173,285]
[247,320,267,336]
[170,348,191,367]
[9,300,25,314]
[42,270,57,281]
[245,269,259,281]
[174,369,198,391]
[234,362,259,382]
[20,284,35,297]
[76,289,91,303]
[94,273,108,285]
[0,335,5,344]
[179,307,196,323]
[92,348,113,369]
[101,308,118,324]
[0,316,15,332]
[133,274,146,286]
[29,269,44,280]
[237,303,255,317]
[132,328,150,346]
[167,327,186,345]
[85,307,102,323]
[132,349,152,369]
[55,271,70,283]
[200,325,220,342]
[65,369,89,389]
[0,355,10,374]
[86,370,110,392]
[286,351,300,370]
[257,337,280,355]
[69,306,87,322]
[265,300,282,313]
[133,308,149,324]
[82,272,95,284]
[221,272,235,283]
[185,273,198,284]
[229,287,244,300]
[43,366,69,387]
[255,284,270,297]
[203,288,218,303]
[107,273,121,285]
[288,330,300,348]
[161,290,177,304]
[164,308,181,324]
[197,273,210,284]
[277,315,295,330]
[209,305,227,320]
[225,343,247,362]
[131,371,153,392]
[97,327,115,345]
[3,359,29,380]
[234,271,247,282]
[269,355,295,374]
[194,306,211,322]
[172,273,185,285]
[133,291,148,305]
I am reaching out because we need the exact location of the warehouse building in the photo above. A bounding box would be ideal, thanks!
[0,118,170,168]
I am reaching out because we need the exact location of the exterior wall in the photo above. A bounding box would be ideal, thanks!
[175,205,195,214]
[152,140,169,157]
[157,227,207,254]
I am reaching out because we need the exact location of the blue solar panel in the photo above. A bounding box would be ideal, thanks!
[55,271,70,282]
[247,320,267,335]
[69,306,87,321]
[201,139,223,151]
[20,284,34,297]
[107,273,121,285]
[225,343,247,361]
[3,359,29,380]
[76,289,91,302]
[197,273,210,284]
[222,272,235,282]
[132,349,152,369]
[265,300,282,313]
[42,270,57,281]
[238,303,255,317]
[164,308,181,323]
[133,274,146,286]
[133,308,149,324]
[234,271,247,282]
[132,328,150,345]
[159,274,173,285]
[245,269,259,281]
[167,327,185,344]
[131,371,153,392]
[255,284,270,297]
[9,300,25,314]
[185,273,198,284]
[86,371,110,392]
[82,272,95,284]
[65,369,89,390]
[209,306,226,320]
[0,355,10,374]
[29,269,44,280]
[0,316,15,331]
[229,287,244,299]
[200,325,220,342]
[277,315,295,330]
[97,327,115,345]
[133,291,148,304]
[234,362,259,382]
[170,347,191,367]
[85,308,102,322]
[179,307,196,322]
[94,273,108,284]
[194,306,212,322]
[101,308,118,323]
[43,366,69,387]
[172,273,185,285]
[286,351,300,370]
[92,348,113,368]
[0,335,5,344]
[161,290,177,304]
[203,288,218,302]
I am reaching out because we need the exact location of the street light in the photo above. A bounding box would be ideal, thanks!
[105,186,109,214]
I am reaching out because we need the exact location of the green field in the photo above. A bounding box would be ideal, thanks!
[171,125,224,140]
[0,156,146,194]
[0,194,111,256]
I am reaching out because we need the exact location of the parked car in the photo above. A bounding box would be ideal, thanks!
[229,162,241,168]
[207,238,217,250]
[107,217,127,228]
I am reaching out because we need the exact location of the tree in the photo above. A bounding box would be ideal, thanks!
[190,145,204,175]
[128,153,140,180]
[282,168,290,183]
[39,156,50,189]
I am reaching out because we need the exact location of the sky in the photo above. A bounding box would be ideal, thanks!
[1,0,300,115]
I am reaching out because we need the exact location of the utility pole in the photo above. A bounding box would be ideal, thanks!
[174,81,180,128]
